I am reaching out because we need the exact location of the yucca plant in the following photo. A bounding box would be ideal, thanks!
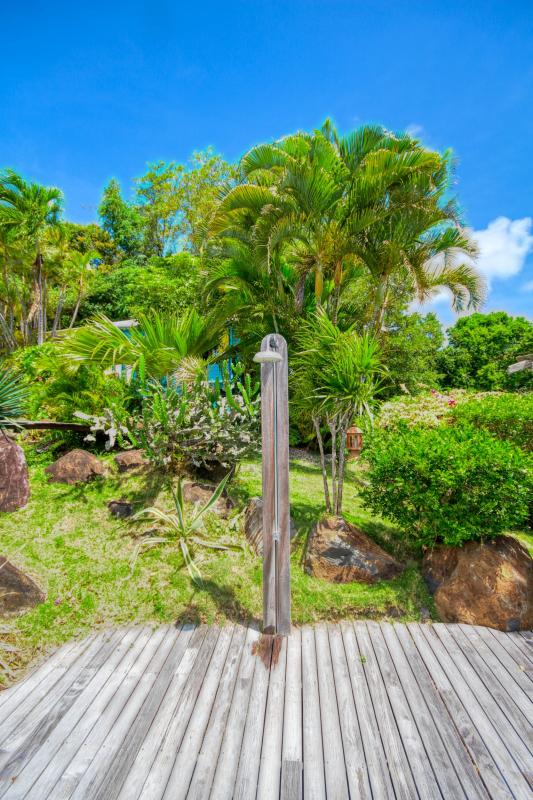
[132,473,240,584]
[0,368,28,426]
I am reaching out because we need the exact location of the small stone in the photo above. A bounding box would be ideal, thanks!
[243,497,297,555]
[45,450,105,485]
[305,516,404,584]
[114,450,147,472]
[0,438,30,512]
[423,536,533,631]
[108,500,134,518]
[0,556,45,615]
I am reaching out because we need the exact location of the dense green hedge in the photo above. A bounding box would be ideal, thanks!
[452,392,533,452]
[362,425,532,548]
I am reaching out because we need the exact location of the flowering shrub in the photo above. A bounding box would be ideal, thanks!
[377,389,497,432]
[362,425,532,548]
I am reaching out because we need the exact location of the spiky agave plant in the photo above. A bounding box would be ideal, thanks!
[132,473,241,584]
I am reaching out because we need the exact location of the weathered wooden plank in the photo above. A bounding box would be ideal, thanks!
[256,635,287,800]
[486,627,533,673]
[281,628,302,800]
[327,624,371,799]
[0,637,85,715]
[391,624,489,800]
[0,634,99,731]
[314,624,349,798]
[186,625,247,800]
[68,626,180,800]
[456,624,533,718]
[340,622,395,799]
[116,626,206,800]
[353,622,418,800]
[366,621,442,799]
[413,623,532,800]
[162,626,235,800]
[2,628,152,800]
[0,627,145,800]
[433,624,533,758]
[0,629,129,787]
[0,632,106,760]
[139,626,220,800]
[301,626,326,800]
[233,634,272,800]
[209,627,259,799]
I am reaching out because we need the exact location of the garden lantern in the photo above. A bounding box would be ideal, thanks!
[253,334,291,636]
[347,426,363,460]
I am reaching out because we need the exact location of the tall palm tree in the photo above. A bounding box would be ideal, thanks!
[207,123,483,330]
[0,170,63,345]
[64,250,99,328]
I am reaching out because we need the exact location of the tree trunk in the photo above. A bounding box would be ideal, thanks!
[0,310,16,352]
[51,289,66,337]
[68,292,82,328]
[335,412,350,515]
[313,414,331,513]
[328,415,338,515]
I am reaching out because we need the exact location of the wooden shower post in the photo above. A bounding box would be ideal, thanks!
[256,333,291,636]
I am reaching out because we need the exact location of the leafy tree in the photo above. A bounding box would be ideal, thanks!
[80,253,202,321]
[439,312,533,390]
[64,222,119,264]
[98,178,143,258]
[381,311,444,395]
[135,161,184,257]
[0,169,63,345]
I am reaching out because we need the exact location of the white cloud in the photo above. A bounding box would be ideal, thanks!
[471,216,533,284]
[405,123,424,138]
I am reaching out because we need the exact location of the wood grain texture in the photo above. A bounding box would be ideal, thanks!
[1,622,532,799]
[260,333,290,635]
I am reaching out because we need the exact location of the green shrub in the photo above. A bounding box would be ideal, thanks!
[7,342,135,421]
[362,425,532,548]
[452,392,533,452]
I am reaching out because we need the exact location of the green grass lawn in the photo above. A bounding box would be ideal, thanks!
[0,449,435,686]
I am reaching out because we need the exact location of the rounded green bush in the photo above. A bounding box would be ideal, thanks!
[362,425,532,548]
[452,392,533,452]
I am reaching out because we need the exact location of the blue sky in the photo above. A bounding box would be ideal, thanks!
[2,1,532,326]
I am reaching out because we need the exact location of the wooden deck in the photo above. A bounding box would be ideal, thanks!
[0,623,532,799]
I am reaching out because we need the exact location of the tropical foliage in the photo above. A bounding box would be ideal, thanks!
[0,367,28,424]
[292,310,385,514]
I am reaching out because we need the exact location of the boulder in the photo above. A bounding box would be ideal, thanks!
[0,556,45,615]
[108,500,134,519]
[423,536,533,631]
[244,497,297,555]
[182,481,233,518]
[45,449,105,485]
[114,450,147,473]
[305,516,404,583]
[0,438,30,511]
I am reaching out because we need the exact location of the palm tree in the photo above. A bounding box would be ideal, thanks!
[64,250,99,328]
[0,170,63,345]
[208,123,483,330]
[58,308,223,382]
[293,310,385,515]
